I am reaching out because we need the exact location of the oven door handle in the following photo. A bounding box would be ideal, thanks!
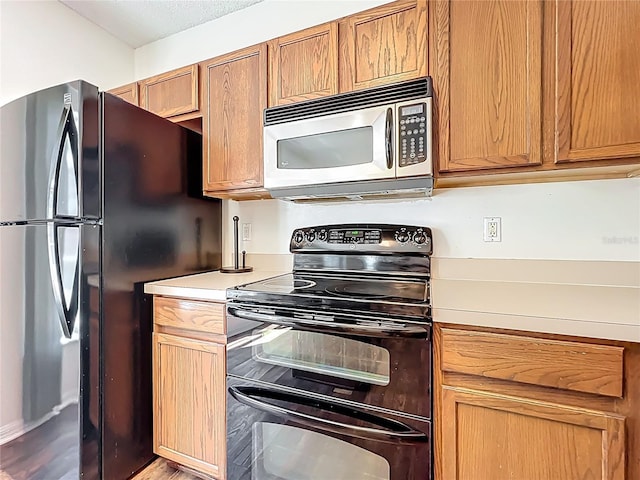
[228,307,429,338]
[229,386,428,444]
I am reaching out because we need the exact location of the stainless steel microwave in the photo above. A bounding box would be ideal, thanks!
[263,77,433,201]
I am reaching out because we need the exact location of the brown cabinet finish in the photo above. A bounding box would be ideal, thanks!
[203,44,267,194]
[434,324,640,480]
[339,0,427,92]
[432,0,543,172]
[555,1,640,164]
[153,332,226,479]
[108,82,139,106]
[441,328,624,397]
[154,296,225,336]
[139,65,199,118]
[269,23,338,105]
[441,387,625,480]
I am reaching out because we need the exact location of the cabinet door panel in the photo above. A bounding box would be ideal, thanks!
[556,1,640,163]
[203,44,267,192]
[108,82,139,106]
[153,333,225,478]
[340,0,427,92]
[433,0,542,172]
[270,23,338,105]
[139,65,199,118]
[441,387,625,480]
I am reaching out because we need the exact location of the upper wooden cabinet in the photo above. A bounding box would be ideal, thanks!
[108,82,138,106]
[269,23,338,106]
[339,0,428,92]
[202,44,267,194]
[432,0,543,173]
[139,65,199,118]
[555,0,640,164]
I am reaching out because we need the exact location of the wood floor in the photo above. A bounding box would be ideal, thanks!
[132,458,201,479]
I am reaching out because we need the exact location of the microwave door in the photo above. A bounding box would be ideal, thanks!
[263,105,393,190]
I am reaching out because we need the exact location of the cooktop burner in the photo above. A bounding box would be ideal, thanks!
[229,273,430,319]
[226,224,433,320]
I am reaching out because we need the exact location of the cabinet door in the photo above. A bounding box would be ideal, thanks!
[441,387,625,480]
[339,0,427,92]
[555,1,640,163]
[432,0,542,172]
[108,82,139,106]
[139,65,199,118]
[269,23,338,106]
[203,44,267,193]
[153,333,226,479]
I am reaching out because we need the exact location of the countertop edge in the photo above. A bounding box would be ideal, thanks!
[434,308,640,343]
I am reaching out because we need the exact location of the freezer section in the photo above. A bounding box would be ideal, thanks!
[0,81,99,224]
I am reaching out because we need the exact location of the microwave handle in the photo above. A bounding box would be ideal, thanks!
[385,107,393,169]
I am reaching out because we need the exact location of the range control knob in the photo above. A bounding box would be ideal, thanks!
[293,230,305,245]
[413,231,427,245]
[395,229,410,243]
[306,230,316,242]
[317,229,328,241]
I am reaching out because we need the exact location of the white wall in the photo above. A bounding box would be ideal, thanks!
[0,0,135,106]
[131,0,640,265]
[134,0,391,78]
[226,178,640,262]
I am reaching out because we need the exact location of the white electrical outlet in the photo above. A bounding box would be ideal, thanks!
[242,223,252,241]
[483,217,502,242]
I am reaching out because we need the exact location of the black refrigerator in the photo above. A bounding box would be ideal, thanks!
[0,81,222,479]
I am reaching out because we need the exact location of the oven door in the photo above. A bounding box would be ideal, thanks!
[263,104,394,190]
[227,377,431,480]
[226,303,431,419]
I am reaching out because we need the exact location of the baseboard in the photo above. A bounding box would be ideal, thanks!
[0,400,79,446]
[0,419,24,446]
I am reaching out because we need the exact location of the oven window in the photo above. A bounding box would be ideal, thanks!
[252,422,390,480]
[252,328,390,386]
[277,127,373,169]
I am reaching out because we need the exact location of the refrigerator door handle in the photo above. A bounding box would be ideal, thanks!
[46,105,79,220]
[47,223,80,338]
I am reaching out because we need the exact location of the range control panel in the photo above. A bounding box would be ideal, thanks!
[290,224,432,255]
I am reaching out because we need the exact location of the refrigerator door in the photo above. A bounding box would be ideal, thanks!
[99,93,222,479]
[0,81,100,224]
[0,222,101,480]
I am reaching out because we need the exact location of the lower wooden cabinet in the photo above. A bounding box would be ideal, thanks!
[152,297,227,479]
[434,324,639,480]
[441,387,625,480]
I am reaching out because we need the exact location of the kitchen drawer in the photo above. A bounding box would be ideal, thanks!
[153,296,225,335]
[440,328,624,397]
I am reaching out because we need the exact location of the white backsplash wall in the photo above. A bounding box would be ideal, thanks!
[0,1,134,106]
[224,178,640,262]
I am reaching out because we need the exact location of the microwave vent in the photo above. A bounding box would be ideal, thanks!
[264,77,433,126]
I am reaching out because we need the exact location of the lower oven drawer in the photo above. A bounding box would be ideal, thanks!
[227,377,432,480]
[226,303,432,420]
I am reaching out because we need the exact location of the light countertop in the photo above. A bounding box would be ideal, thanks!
[143,255,639,343]
[144,269,286,302]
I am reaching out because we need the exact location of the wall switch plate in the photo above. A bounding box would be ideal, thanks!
[242,223,252,241]
[483,217,501,242]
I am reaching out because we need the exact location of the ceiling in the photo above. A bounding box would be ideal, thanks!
[60,0,265,48]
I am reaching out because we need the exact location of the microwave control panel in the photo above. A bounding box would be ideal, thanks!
[398,102,428,167]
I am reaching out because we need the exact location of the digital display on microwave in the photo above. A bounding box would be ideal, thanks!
[401,104,424,115]
[345,230,363,238]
